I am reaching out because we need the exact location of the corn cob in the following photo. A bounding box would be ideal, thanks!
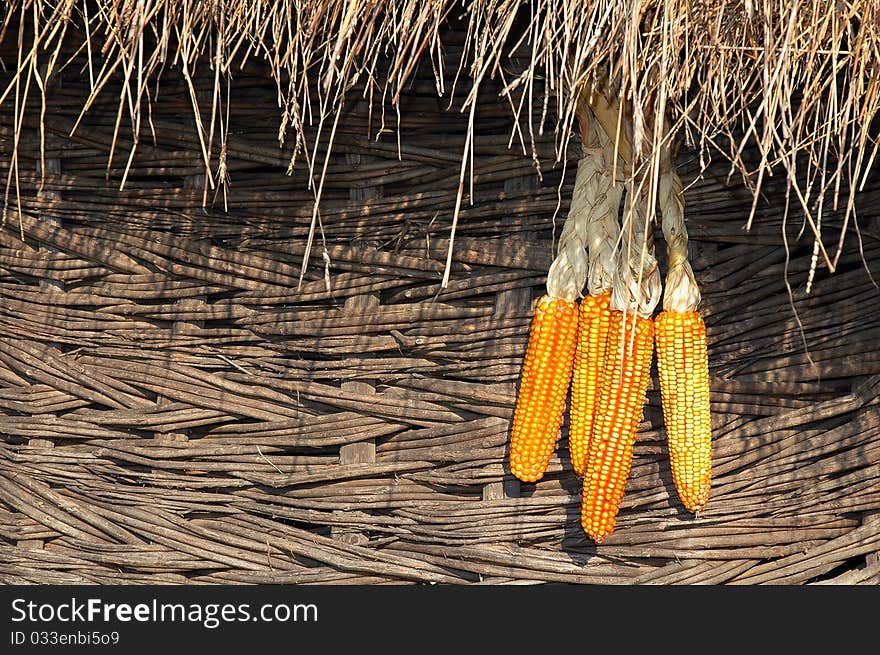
[581,310,654,542]
[569,290,613,477]
[509,294,579,482]
[655,310,711,512]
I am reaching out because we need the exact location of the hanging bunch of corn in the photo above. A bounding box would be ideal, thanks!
[568,87,625,478]
[508,74,712,537]
[507,146,591,483]
[655,152,712,513]
[580,171,662,542]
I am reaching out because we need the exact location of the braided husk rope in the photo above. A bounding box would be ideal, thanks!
[658,149,701,313]
[545,170,591,301]
[545,91,618,302]
[578,75,661,318]
[578,95,625,298]
[548,78,668,317]
[612,177,662,318]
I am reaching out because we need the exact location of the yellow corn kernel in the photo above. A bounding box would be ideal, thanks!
[509,294,579,483]
[655,310,712,512]
[569,291,613,477]
[581,311,654,542]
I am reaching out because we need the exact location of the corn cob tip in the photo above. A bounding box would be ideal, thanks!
[681,486,710,513]
[582,509,614,542]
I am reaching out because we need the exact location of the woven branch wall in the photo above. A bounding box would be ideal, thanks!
[1,39,880,585]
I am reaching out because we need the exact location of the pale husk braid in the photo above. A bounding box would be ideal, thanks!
[545,103,613,302]
[545,172,590,302]
[658,153,700,313]
[611,177,662,318]
[575,77,626,298]
[583,111,625,297]
[583,77,660,318]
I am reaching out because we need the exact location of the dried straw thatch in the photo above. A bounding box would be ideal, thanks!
[0,1,878,585]
[4,1,880,275]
